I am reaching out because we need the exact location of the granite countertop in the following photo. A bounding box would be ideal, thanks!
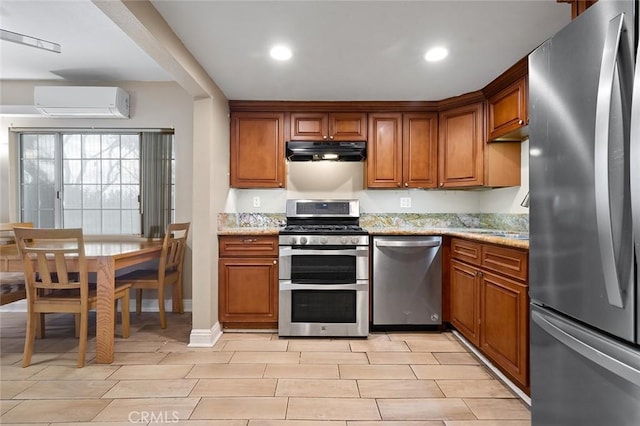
[217,226,528,249]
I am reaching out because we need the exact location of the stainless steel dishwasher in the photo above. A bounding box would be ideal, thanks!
[372,235,442,327]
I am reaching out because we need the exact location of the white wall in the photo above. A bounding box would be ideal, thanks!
[0,80,195,298]
[226,141,530,215]
[478,139,530,214]
[190,95,229,340]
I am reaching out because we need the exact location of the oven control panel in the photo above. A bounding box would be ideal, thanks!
[279,234,369,246]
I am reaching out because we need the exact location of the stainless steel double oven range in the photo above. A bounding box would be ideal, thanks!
[278,199,369,337]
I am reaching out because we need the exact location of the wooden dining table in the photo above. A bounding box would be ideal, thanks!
[1,237,163,364]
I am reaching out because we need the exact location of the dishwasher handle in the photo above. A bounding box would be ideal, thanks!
[375,240,441,248]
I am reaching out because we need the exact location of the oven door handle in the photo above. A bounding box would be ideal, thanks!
[279,280,368,291]
[279,247,368,257]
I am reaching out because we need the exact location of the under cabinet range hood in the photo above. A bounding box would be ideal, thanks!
[286,141,366,162]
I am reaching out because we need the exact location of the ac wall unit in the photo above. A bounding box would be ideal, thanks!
[34,86,130,118]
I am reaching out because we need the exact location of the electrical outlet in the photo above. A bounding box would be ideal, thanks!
[253,196,261,207]
[400,197,411,208]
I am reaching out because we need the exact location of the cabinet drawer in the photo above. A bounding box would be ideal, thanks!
[219,235,278,257]
[481,244,528,281]
[451,238,482,265]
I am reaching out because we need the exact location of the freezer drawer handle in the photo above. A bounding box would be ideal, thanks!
[594,13,633,309]
[375,240,441,248]
[532,310,640,386]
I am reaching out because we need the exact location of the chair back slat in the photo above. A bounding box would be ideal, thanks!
[166,239,181,269]
[54,252,70,285]
[36,252,54,286]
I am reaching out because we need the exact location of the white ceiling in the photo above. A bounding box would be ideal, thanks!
[0,0,572,101]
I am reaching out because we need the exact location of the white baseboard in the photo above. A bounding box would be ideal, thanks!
[188,321,222,347]
[134,298,193,313]
[0,299,193,313]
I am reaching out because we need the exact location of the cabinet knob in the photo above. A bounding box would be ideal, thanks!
[323,135,328,140]
[397,183,401,187]
[273,260,277,264]
[404,182,408,187]
[518,119,524,125]
[329,135,334,140]
[439,182,444,187]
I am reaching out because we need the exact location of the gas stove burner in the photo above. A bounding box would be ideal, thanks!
[282,224,366,234]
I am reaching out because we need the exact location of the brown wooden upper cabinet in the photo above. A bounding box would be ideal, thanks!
[439,102,521,189]
[438,102,485,188]
[487,76,528,142]
[230,112,285,188]
[366,112,438,189]
[290,112,367,141]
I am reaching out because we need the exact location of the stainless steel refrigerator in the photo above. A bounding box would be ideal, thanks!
[529,0,640,424]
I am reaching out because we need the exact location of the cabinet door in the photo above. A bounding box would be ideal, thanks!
[230,112,285,188]
[487,77,528,141]
[438,103,484,188]
[218,258,278,323]
[480,271,529,387]
[291,113,367,141]
[329,113,367,141]
[290,113,328,140]
[450,259,480,346]
[366,113,402,188]
[403,113,438,188]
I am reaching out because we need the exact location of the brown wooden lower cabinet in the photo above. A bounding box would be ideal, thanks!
[450,259,481,346]
[218,235,278,328]
[479,270,529,389]
[450,238,529,393]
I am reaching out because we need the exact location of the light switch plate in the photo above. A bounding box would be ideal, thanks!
[253,196,261,207]
[400,197,411,208]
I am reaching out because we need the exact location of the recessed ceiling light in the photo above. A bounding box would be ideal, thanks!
[270,45,292,61]
[424,47,448,62]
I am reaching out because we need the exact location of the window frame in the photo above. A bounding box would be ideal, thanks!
[13,128,174,236]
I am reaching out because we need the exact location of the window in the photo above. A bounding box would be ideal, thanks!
[18,130,174,236]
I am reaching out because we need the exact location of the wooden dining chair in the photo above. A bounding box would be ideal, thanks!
[13,227,132,368]
[116,222,190,329]
[0,222,33,306]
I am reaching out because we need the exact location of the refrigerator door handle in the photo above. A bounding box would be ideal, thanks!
[594,13,629,308]
[532,309,640,386]
[631,24,640,261]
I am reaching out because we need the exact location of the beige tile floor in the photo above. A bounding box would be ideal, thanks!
[0,311,530,425]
